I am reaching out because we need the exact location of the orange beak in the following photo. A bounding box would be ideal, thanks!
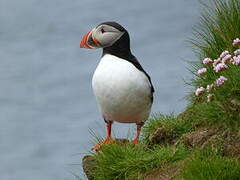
[80,31,94,49]
[80,29,102,49]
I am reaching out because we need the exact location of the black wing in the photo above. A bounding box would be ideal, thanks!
[128,56,154,102]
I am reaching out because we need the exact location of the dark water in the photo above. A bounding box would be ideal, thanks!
[0,0,200,179]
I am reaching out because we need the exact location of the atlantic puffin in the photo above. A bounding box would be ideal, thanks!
[80,22,154,150]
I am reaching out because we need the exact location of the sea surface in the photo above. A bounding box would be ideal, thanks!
[0,1,200,179]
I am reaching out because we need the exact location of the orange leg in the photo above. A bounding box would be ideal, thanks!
[92,121,115,151]
[132,122,144,144]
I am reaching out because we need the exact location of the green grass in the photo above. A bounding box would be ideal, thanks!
[180,149,240,180]
[142,114,193,145]
[92,143,188,180]
[81,1,240,179]
[187,0,240,125]
[180,102,239,128]
[142,102,238,146]
[190,0,240,59]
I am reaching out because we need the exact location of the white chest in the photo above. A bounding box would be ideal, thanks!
[92,54,152,123]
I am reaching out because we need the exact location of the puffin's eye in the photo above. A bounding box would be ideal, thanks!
[101,28,105,33]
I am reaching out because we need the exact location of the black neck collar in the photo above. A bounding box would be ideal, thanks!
[102,32,133,60]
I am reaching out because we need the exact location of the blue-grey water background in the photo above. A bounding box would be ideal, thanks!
[0,1,200,179]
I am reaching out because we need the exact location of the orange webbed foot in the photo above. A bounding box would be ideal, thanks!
[131,122,143,145]
[92,136,115,151]
[131,137,139,145]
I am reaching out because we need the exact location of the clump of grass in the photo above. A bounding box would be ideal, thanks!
[142,114,193,145]
[181,102,239,128]
[92,143,188,180]
[191,0,240,59]
[180,149,240,180]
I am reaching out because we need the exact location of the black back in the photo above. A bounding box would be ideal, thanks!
[101,22,155,101]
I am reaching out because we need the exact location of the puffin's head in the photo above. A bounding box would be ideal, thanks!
[80,22,127,49]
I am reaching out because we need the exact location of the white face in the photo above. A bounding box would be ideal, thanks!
[91,24,125,48]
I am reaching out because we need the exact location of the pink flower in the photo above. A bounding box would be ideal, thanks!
[207,94,214,102]
[202,58,213,65]
[220,50,229,59]
[213,63,228,72]
[232,56,240,65]
[206,84,214,91]
[213,58,221,67]
[234,49,240,56]
[195,87,205,96]
[197,68,207,75]
[232,38,240,46]
[221,54,232,63]
[216,76,228,86]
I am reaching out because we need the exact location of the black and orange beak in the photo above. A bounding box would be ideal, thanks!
[80,30,100,49]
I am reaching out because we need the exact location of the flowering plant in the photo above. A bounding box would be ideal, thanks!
[186,0,240,126]
[194,38,240,103]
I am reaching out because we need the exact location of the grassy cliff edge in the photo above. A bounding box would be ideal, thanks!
[81,1,240,179]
